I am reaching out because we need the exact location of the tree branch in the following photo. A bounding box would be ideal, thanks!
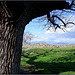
[52,15,66,27]
[70,0,75,7]
[47,12,75,32]
[66,22,75,25]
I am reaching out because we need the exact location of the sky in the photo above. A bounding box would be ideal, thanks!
[23,1,75,45]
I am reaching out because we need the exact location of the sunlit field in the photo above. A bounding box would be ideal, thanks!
[20,47,75,74]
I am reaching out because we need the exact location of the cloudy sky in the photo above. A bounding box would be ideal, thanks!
[24,1,75,45]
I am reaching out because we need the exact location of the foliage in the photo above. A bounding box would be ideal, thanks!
[21,47,75,74]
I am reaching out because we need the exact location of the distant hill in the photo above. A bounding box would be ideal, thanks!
[22,43,75,48]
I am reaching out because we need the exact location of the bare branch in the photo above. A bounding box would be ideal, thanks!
[23,31,34,44]
[70,0,75,7]
[36,7,75,32]
[47,13,65,31]
[66,22,75,25]
[69,0,75,11]
[70,8,75,11]
[52,15,66,27]
[46,11,75,32]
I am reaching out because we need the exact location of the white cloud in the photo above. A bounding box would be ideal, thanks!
[31,26,75,44]
[54,38,75,44]
[45,24,75,35]
[45,28,67,34]
[34,35,38,37]
[31,35,49,42]
[29,13,75,45]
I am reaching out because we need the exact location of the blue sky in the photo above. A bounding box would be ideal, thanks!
[24,1,75,45]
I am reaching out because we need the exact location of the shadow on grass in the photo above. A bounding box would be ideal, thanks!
[20,48,75,74]
[20,54,75,74]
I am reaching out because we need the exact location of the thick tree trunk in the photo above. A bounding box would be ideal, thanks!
[11,15,26,74]
[0,2,21,74]
[0,1,70,74]
[0,2,31,74]
[11,24,24,74]
[0,2,17,74]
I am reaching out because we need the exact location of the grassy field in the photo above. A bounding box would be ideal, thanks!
[20,47,75,74]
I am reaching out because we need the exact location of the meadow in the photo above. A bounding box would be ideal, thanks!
[20,47,75,74]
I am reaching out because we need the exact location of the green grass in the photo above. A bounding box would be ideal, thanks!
[20,47,75,74]
[22,47,28,49]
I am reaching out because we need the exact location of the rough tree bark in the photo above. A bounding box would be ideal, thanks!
[0,1,70,74]
[0,2,16,74]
